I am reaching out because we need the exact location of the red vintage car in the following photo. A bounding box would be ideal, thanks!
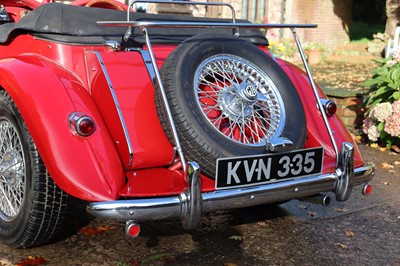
[0,0,374,248]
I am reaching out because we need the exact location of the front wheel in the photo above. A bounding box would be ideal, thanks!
[0,91,68,248]
[156,34,307,178]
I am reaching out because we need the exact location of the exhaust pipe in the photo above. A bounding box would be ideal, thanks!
[300,194,331,206]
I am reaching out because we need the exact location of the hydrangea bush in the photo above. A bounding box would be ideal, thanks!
[362,48,400,149]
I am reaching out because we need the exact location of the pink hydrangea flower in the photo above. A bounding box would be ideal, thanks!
[384,113,400,137]
[370,102,393,122]
[362,117,374,135]
[392,48,400,62]
[387,60,397,67]
[391,100,400,114]
[367,124,379,142]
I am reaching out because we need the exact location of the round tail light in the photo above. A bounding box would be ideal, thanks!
[69,112,96,137]
[320,99,337,117]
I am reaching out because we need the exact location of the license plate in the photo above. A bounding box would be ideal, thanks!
[215,147,324,190]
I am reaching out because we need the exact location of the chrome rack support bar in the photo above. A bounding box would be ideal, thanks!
[124,0,238,40]
[290,27,339,166]
[141,27,187,172]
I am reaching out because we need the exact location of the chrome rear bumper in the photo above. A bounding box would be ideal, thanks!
[87,143,374,229]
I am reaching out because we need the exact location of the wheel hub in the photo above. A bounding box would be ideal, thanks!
[220,82,258,119]
[0,151,22,186]
[195,54,286,147]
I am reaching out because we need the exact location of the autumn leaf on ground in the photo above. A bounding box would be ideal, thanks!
[308,211,317,217]
[223,263,239,266]
[228,235,245,241]
[352,134,362,144]
[0,259,12,266]
[370,143,379,149]
[335,243,348,249]
[14,256,46,266]
[394,161,400,166]
[381,162,394,169]
[382,181,392,186]
[79,226,112,236]
[333,207,348,212]
[345,230,355,237]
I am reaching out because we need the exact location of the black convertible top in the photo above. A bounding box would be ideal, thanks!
[0,3,268,46]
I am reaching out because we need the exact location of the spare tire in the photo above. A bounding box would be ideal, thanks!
[156,34,306,178]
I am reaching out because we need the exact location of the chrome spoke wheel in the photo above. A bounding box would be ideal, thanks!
[0,120,25,222]
[194,55,285,147]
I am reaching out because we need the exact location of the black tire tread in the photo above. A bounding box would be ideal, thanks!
[0,90,68,248]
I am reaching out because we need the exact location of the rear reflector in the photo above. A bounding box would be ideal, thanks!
[69,112,96,137]
[320,99,337,117]
[362,183,372,196]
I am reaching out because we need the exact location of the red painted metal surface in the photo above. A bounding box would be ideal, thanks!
[0,2,368,201]
[277,60,365,171]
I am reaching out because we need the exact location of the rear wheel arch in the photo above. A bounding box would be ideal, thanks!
[0,56,125,201]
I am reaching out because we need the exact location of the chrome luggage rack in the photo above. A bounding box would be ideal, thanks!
[97,0,339,170]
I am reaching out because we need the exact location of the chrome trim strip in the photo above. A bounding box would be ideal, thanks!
[138,50,156,82]
[291,28,339,166]
[141,27,187,172]
[99,21,317,29]
[93,51,134,166]
[87,163,374,222]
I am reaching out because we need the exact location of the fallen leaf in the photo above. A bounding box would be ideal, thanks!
[381,162,394,169]
[345,230,355,237]
[224,263,239,266]
[379,147,387,152]
[308,211,317,217]
[228,235,245,241]
[352,134,362,144]
[394,161,400,165]
[370,143,379,148]
[333,207,348,212]
[389,170,396,174]
[264,228,274,233]
[15,256,46,266]
[298,204,309,210]
[335,243,348,249]
[382,181,392,186]
[79,226,111,236]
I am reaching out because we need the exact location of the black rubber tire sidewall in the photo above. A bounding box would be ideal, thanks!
[0,91,67,248]
[0,95,35,246]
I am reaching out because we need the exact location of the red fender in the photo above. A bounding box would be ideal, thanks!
[0,54,125,201]
[276,59,364,170]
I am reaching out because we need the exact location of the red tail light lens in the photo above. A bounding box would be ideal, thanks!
[320,99,337,117]
[69,112,96,137]
[362,183,372,196]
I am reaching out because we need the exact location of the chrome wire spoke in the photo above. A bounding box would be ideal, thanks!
[0,120,25,221]
[194,54,285,147]
[0,182,18,217]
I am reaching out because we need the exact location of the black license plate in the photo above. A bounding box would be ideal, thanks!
[215,147,324,190]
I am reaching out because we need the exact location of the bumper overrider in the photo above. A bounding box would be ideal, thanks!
[87,142,374,234]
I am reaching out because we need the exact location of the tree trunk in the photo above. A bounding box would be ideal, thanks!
[385,0,400,37]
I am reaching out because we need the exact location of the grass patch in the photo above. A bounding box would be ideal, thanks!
[350,21,385,41]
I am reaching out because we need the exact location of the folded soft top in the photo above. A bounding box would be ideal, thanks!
[0,3,268,45]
